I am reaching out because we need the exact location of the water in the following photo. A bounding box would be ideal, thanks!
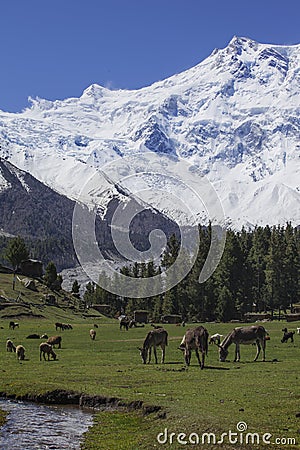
[0,399,94,450]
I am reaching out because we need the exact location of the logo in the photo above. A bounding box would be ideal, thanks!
[72,152,226,297]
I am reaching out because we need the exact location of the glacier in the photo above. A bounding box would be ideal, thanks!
[0,36,299,228]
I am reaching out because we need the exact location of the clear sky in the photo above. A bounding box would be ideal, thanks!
[1,0,299,113]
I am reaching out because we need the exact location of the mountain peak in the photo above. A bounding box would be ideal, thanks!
[0,38,299,229]
[211,36,260,58]
[81,83,111,101]
[228,35,258,48]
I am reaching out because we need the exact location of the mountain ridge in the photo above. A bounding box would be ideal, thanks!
[0,158,179,270]
[0,36,299,228]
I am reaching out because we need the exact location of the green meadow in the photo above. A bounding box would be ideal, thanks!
[0,314,299,449]
[0,273,299,448]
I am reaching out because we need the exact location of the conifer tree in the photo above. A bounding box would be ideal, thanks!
[282,224,299,311]
[248,226,270,311]
[44,261,58,289]
[83,281,95,308]
[264,226,286,312]
[72,279,80,294]
[4,236,29,270]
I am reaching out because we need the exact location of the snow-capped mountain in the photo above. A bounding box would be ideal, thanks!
[0,158,178,270]
[0,36,299,228]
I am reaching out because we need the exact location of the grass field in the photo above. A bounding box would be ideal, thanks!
[0,313,299,449]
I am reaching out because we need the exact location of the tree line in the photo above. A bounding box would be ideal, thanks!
[83,223,299,322]
[1,224,299,322]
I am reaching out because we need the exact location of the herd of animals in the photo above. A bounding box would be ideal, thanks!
[4,320,300,368]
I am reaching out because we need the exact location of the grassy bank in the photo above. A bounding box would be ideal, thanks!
[0,315,299,449]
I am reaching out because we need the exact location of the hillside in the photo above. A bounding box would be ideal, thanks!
[0,159,179,270]
[0,271,104,322]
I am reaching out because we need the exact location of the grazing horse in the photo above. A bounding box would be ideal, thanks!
[182,326,209,369]
[139,328,168,364]
[218,325,267,362]
[9,321,19,330]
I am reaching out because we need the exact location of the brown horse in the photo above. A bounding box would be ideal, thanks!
[139,328,168,364]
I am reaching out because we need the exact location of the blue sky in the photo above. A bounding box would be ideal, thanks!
[1,0,299,113]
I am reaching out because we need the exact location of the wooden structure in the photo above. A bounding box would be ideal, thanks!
[244,313,271,322]
[93,304,111,315]
[44,294,57,305]
[285,313,300,322]
[161,314,182,324]
[134,310,149,324]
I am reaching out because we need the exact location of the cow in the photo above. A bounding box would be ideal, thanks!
[139,328,168,364]
[9,321,19,330]
[182,326,209,369]
[218,325,267,362]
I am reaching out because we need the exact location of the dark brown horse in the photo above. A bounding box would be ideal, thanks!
[182,326,209,369]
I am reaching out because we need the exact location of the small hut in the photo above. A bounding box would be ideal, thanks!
[134,310,149,324]
[44,294,57,305]
[286,313,300,322]
[244,313,271,323]
[161,314,182,324]
[92,304,111,315]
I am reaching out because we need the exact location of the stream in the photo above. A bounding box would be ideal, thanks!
[0,399,94,449]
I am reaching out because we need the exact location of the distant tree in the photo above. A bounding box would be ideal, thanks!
[161,233,180,269]
[215,285,235,322]
[55,274,63,291]
[83,281,95,308]
[264,226,286,312]
[71,279,80,294]
[44,261,59,289]
[212,230,242,319]
[282,223,299,311]
[4,236,29,270]
[248,226,270,311]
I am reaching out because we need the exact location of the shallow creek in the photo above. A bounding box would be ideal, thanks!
[0,399,94,449]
